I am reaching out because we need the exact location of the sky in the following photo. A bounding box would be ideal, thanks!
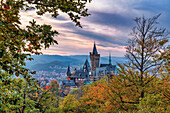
[20,0,170,57]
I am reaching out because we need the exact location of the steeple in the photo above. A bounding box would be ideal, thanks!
[92,41,98,54]
[66,65,71,75]
[109,52,111,65]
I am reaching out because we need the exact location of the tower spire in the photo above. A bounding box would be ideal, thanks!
[93,41,98,54]
[109,52,111,65]
[67,65,71,75]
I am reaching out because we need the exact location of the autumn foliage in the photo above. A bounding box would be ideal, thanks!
[58,15,170,113]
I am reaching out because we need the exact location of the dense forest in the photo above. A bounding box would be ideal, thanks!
[0,0,169,112]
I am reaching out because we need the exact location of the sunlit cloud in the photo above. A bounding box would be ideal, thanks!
[19,0,170,57]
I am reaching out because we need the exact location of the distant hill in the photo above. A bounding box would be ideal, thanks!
[26,55,128,71]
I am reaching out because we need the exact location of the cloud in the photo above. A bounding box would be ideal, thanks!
[86,11,133,28]
[133,0,170,12]
[70,29,128,46]
[19,0,170,57]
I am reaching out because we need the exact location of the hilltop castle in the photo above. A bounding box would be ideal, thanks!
[61,42,116,91]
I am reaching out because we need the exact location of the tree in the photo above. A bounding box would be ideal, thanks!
[0,0,92,112]
[115,14,169,111]
[64,77,119,113]
[59,95,80,113]
[0,75,41,112]
[0,0,92,80]
[123,14,169,98]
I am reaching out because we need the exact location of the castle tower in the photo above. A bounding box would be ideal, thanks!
[90,42,100,71]
[66,65,71,80]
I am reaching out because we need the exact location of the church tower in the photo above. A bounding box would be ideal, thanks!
[90,42,100,71]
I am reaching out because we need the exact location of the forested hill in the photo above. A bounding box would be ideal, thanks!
[26,55,127,71]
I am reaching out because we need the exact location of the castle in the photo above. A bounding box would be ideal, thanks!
[61,42,116,93]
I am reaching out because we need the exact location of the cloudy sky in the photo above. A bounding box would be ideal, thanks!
[20,0,170,57]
